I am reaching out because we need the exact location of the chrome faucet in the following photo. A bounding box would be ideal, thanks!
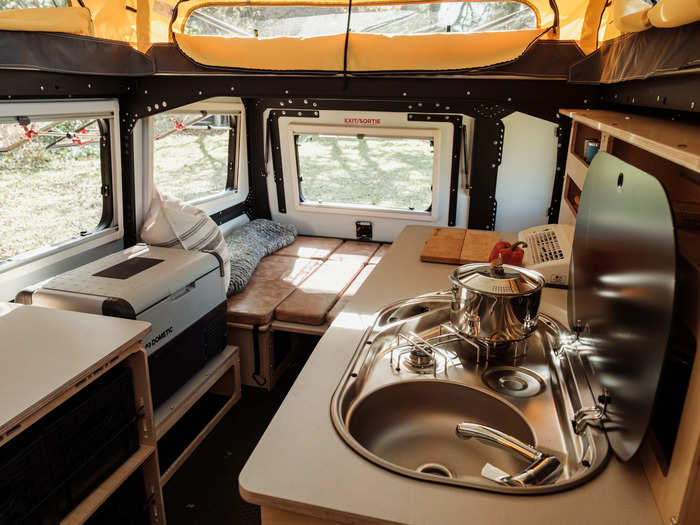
[456,422,561,487]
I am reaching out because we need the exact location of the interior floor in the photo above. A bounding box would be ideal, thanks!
[163,347,309,525]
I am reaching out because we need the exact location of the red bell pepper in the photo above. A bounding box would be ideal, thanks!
[488,240,528,266]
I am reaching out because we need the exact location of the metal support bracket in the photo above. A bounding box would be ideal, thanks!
[572,392,610,435]
[266,109,319,214]
[468,117,505,230]
[547,115,572,223]
[408,113,463,227]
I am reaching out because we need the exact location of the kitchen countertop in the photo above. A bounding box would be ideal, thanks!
[0,302,151,437]
[239,225,662,525]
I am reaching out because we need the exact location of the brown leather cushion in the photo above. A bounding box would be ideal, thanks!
[327,264,376,322]
[227,255,321,325]
[369,243,391,265]
[274,235,343,260]
[274,260,364,325]
[329,241,380,264]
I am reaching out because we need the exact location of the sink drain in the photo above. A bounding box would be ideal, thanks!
[416,463,454,479]
[483,366,544,398]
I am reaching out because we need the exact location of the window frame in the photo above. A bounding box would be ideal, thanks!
[286,123,440,221]
[150,108,241,208]
[0,99,123,276]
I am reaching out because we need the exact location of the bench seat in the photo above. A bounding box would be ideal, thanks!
[275,260,365,325]
[274,235,343,260]
[227,238,390,327]
[225,237,390,388]
[226,255,321,325]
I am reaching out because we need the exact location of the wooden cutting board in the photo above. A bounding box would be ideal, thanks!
[420,228,466,264]
[420,228,500,265]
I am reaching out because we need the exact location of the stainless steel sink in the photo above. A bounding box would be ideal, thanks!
[331,294,610,494]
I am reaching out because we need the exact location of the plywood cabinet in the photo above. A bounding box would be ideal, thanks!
[560,109,700,525]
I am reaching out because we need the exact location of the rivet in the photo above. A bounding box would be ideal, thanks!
[162,101,167,107]
[155,104,159,110]
[584,99,588,104]
[692,102,696,109]
[312,102,317,107]
[282,110,286,115]
[298,112,302,116]
[314,111,318,116]
[657,95,661,101]
[402,92,407,96]
[147,106,152,112]
[446,106,450,110]
[491,163,496,168]
[198,91,203,95]
[435,103,440,107]
[408,105,413,109]
[418,102,423,107]
[88,84,92,89]
[230,86,235,91]
[280,102,285,106]
[285,90,289,94]
[427,116,431,120]
[507,97,512,102]
[304,99,308,104]
[445,116,449,120]
[493,140,498,146]
[288,99,292,104]
[40,86,44,91]
[466,91,471,95]
[144,90,148,94]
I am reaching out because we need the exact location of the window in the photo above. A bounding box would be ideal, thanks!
[0,0,69,10]
[152,111,239,203]
[0,117,111,264]
[185,2,537,38]
[294,131,435,212]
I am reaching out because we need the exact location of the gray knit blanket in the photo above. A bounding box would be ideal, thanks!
[226,219,297,297]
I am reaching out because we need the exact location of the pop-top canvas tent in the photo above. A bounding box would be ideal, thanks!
[0,0,698,73]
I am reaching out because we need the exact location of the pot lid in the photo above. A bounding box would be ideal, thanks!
[568,152,676,462]
[451,262,544,295]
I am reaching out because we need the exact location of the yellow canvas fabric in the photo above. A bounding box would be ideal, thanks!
[347,30,545,70]
[173,28,543,70]
[83,0,137,42]
[173,32,347,69]
[0,6,94,36]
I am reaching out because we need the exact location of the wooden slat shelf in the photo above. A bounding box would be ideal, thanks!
[560,109,700,173]
[154,345,238,440]
[60,444,156,524]
[160,393,239,486]
[154,345,241,485]
[557,109,700,525]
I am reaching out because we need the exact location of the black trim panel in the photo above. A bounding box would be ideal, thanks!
[210,201,248,225]
[267,109,319,214]
[569,22,700,85]
[0,31,155,77]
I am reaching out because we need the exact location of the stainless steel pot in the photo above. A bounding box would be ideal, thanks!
[449,261,545,345]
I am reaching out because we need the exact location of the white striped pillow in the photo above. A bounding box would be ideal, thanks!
[140,188,230,295]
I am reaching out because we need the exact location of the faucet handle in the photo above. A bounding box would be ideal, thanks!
[456,422,562,487]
